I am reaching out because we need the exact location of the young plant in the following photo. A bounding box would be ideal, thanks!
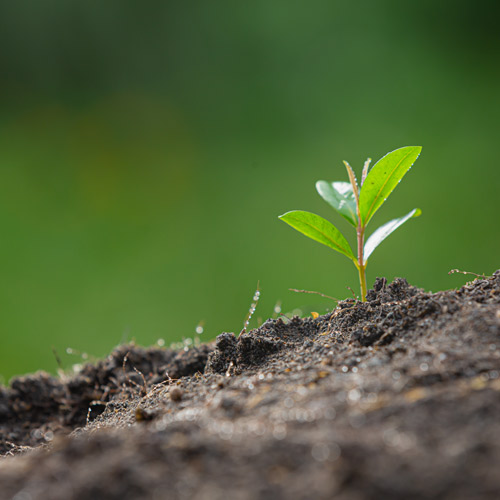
[279,146,422,301]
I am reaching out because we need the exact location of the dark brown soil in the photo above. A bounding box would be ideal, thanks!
[1,272,499,499]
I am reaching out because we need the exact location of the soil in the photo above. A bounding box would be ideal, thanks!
[1,272,499,500]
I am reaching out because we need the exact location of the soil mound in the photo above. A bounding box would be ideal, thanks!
[0,272,499,499]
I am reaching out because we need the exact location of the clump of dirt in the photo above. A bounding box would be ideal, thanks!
[0,342,212,455]
[0,272,499,500]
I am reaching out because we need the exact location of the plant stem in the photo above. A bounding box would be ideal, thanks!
[357,263,367,302]
[345,159,367,302]
[356,226,367,301]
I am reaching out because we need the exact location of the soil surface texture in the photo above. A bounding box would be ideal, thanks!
[1,273,500,500]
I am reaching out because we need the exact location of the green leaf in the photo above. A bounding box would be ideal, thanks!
[315,181,357,226]
[359,146,422,226]
[363,208,422,264]
[279,210,356,262]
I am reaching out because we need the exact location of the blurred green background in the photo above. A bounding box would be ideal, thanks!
[1,1,499,382]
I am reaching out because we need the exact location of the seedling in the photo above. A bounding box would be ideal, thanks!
[279,146,422,301]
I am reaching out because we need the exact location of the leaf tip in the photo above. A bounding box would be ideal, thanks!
[315,180,326,192]
[279,210,303,221]
[407,145,422,156]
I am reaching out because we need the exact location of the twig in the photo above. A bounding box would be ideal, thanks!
[122,352,130,389]
[289,288,339,301]
[122,352,148,394]
[52,347,63,371]
[448,269,488,279]
[86,401,108,426]
[133,366,148,395]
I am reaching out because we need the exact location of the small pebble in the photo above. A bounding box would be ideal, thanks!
[170,387,183,402]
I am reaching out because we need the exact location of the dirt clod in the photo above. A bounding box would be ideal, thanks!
[169,387,183,402]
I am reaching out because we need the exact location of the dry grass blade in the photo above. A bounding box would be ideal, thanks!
[241,281,261,334]
[448,269,488,279]
[289,288,339,301]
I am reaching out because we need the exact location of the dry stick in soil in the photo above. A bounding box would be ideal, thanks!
[289,288,339,302]
[448,269,489,279]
